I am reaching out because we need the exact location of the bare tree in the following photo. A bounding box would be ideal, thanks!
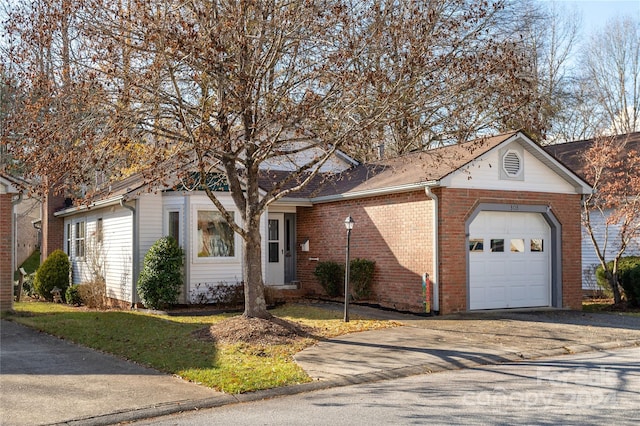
[4,0,536,318]
[581,134,640,305]
[581,17,640,136]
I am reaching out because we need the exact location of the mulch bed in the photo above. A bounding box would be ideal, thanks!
[192,315,317,345]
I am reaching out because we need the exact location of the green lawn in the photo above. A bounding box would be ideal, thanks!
[8,302,401,393]
[13,249,40,280]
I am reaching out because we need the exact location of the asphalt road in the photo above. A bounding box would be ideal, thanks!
[133,346,640,426]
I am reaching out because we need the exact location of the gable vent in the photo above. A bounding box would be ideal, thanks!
[502,151,522,177]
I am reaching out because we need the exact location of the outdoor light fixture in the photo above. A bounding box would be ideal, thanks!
[344,215,355,322]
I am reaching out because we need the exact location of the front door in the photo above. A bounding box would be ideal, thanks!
[267,213,285,285]
[267,212,297,285]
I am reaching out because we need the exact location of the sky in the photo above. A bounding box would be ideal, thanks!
[540,0,640,34]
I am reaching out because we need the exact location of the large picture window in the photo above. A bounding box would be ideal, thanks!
[197,211,235,257]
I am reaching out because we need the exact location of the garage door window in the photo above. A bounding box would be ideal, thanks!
[490,239,504,252]
[510,238,525,252]
[531,238,544,252]
[469,239,484,252]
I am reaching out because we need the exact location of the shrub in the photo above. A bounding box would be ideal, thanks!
[78,279,107,309]
[349,258,375,300]
[65,285,82,306]
[34,250,70,301]
[137,236,184,310]
[313,261,343,297]
[596,256,640,306]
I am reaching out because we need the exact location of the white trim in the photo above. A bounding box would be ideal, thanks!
[54,196,124,217]
[311,181,440,204]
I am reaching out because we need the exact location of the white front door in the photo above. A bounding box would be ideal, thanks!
[267,213,285,285]
[469,211,551,310]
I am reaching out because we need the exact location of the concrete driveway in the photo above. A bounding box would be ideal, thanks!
[295,305,640,381]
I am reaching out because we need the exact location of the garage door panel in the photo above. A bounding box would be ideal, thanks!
[469,211,551,310]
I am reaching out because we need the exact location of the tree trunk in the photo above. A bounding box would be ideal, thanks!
[242,216,271,319]
[606,271,623,305]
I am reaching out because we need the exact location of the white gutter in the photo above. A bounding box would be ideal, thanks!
[424,186,440,313]
[311,181,439,204]
[53,195,125,217]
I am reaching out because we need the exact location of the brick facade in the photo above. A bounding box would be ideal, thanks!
[435,188,582,314]
[297,190,434,312]
[295,187,583,315]
[1,193,14,312]
[41,189,65,262]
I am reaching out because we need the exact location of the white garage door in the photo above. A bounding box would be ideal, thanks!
[469,211,551,310]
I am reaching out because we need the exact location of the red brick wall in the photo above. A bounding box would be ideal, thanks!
[41,190,65,262]
[297,190,434,312]
[1,193,14,312]
[296,187,583,315]
[436,188,582,313]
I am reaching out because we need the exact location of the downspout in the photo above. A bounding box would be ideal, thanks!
[120,199,138,308]
[424,186,439,313]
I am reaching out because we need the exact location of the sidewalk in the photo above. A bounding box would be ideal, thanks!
[1,305,639,425]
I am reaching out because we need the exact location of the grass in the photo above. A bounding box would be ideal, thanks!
[8,302,401,394]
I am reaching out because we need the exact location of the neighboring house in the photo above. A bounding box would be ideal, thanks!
[49,131,591,314]
[1,173,20,312]
[545,132,640,292]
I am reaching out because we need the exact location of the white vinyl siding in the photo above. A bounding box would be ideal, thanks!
[64,206,134,302]
[444,143,576,193]
[582,208,640,290]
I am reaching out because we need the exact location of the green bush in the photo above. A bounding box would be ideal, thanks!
[137,236,184,310]
[34,250,70,301]
[596,256,640,306]
[313,261,343,297]
[350,258,375,300]
[65,284,82,306]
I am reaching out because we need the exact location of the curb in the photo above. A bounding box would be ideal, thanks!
[51,339,640,426]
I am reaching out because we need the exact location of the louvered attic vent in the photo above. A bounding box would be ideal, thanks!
[502,151,522,177]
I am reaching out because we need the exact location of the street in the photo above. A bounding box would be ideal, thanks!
[133,347,640,425]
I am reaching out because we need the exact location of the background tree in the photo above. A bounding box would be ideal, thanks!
[581,134,640,304]
[3,0,536,319]
[579,17,640,136]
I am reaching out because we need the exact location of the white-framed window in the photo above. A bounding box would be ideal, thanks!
[96,218,103,244]
[75,221,86,258]
[196,210,236,259]
[66,223,72,255]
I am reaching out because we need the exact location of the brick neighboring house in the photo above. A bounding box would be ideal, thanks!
[545,132,640,292]
[1,173,20,313]
[46,130,591,314]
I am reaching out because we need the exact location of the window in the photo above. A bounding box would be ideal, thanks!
[66,223,72,254]
[490,239,504,252]
[75,221,86,258]
[510,238,524,253]
[469,239,484,252]
[531,238,544,252]
[96,218,103,244]
[197,211,234,257]
[168,211,180,244]
[268,219,279,263]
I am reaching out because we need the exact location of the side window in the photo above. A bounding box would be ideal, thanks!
[168,211,180,244]
[96,218,103,244]
[75,221,86,258]
[66,223,72,255]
